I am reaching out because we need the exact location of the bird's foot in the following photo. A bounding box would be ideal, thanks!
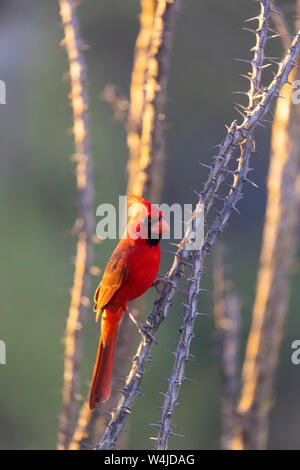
[128,311,154,344]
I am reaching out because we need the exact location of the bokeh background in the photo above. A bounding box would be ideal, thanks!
[0,0,299,449]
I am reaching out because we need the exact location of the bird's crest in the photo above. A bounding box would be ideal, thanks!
[127,193,151,219]
[127,193,151,210]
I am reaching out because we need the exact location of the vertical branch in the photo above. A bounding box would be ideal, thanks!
[68,401,92,450]
[234,33,300,452]
[213,245,240,450]
[126,0,155,196]
[129,0,178,201]
[247,0,270,110]
[57,0,94,450]
[70,0,178,449]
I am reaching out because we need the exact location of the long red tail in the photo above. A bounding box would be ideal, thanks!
[89,309,121,409]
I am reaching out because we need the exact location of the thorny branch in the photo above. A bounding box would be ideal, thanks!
[155,136,253,449]
[155,0,271,449]
[97,4,300,450]
[246,0,270,110]
[234,3,300,450]
[57,0,94,450]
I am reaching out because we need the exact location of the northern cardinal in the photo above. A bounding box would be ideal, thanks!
[89,194,169,409]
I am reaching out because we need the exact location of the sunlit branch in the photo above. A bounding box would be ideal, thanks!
[70,0,178,449]
[126,0,156,198]
[135,0,178,202]
[57,0,94,450]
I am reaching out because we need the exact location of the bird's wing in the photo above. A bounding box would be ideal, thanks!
[93,249,128,316]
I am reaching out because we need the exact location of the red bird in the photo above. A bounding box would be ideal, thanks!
[89,194,169,409]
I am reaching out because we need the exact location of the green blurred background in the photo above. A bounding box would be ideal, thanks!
[0,0,299,450]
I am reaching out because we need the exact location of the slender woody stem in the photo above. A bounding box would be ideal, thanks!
[57,0,94,450]
[70,0,178,449]
[155,1,271,449]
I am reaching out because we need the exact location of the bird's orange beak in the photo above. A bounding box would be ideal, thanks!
[151,218,170,235]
